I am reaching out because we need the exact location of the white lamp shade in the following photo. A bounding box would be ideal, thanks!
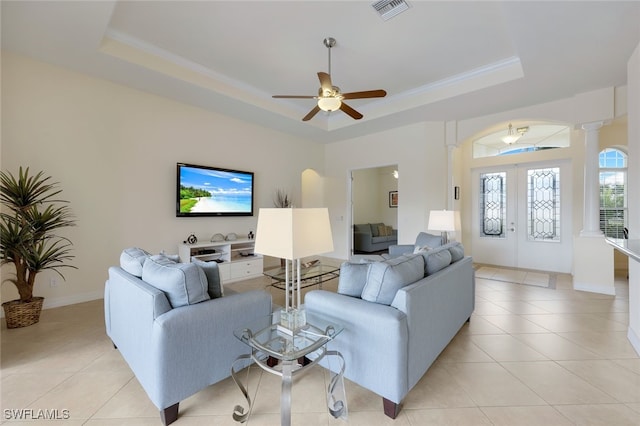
[427,210,460,232]
[254,208,334,259]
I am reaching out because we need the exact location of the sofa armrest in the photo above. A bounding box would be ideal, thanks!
[304,290,409,404]
[387,244,414,258]
[105,267,172,347]
[354,231,370,244]
[149,289,271,409]
[391,256,475,391]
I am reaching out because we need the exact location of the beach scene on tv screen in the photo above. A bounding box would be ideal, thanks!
[179,166,252,213]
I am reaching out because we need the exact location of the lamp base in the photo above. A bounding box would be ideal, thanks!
[441,231,449,245]
[277,308,307,335]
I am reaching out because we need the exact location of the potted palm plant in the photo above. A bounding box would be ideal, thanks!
[0,167,76,328]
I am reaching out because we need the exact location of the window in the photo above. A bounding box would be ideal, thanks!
[527,167,560,241]
[473,124,570,158]
[479,172,506,238]
[599,148,627,238]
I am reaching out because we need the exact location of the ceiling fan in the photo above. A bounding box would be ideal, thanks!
[272,37,387,121]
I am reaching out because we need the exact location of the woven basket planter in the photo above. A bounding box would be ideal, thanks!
[2,297,44,329]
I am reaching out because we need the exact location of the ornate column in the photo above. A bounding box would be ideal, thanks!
[573,120,614,295]
[580,121,604,236]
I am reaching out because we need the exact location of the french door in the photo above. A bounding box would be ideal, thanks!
[471,161,572,273]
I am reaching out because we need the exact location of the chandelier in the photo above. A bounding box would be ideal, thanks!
[501,123,529,144]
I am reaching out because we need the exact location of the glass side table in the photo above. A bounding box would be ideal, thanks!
[231,309,346,426]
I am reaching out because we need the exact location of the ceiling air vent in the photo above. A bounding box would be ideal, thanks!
[372,0,410,21]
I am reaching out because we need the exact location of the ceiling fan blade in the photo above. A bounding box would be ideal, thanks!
[302,105,321,121]
[339,102,363,120]
[318,72,333,92]
[273,95,316,99]
[342,89,387,100]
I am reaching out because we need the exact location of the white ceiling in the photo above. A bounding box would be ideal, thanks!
[2,1,639,143]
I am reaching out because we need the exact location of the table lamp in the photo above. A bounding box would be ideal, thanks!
[254,208,334,333]
[427,210,460,245]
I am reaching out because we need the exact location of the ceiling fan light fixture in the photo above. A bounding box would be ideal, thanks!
[318,97,342,112]
[272,37,386,121]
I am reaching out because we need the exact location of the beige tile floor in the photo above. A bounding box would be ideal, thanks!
[1,268,639,425]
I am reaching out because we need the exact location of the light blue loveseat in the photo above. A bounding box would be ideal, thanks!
[104,249,271,425]
[304,241,474,418]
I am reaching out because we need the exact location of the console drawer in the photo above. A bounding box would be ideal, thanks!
[230,259,263,278]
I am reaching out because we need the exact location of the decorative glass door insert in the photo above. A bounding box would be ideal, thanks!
[479,172,506,238]
[472,162,571,272]
[527,167,560,241]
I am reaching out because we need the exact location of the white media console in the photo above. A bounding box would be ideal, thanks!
[178,238,263,284]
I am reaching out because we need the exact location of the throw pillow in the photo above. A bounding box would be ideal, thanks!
[417,246,452,276]
[142,256,210,308]
[361,254,424,305]
[191,258,224,298]
[120,247,151,277]
[413,245,431,254]
[377,224,388,237]
[442,241,464,263]
[337,260,372,297]
[370,223,384,237]
[158,250,181,263]
[385,225,393,236]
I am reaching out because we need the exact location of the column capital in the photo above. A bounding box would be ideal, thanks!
[581,121,605,131]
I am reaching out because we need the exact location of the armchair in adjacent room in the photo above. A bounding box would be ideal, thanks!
[387,231,443,258]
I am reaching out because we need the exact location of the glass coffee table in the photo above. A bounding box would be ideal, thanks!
[264,260,341,293]
[231,309,346,426]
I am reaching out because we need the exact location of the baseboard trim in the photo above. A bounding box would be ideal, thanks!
[1,291,103,318]
[628,327,640,356]
[573,281,616,295]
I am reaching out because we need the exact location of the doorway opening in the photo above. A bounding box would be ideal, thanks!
[351,165,398,257]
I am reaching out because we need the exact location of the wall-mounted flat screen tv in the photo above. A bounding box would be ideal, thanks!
[177,163,254,217]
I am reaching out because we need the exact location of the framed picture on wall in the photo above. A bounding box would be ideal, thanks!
[389,191,398,208]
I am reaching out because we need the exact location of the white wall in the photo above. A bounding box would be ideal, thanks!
[324,122,447,260]
[1,52,324,308]
[352,165,398,227]
[626,41,640,354]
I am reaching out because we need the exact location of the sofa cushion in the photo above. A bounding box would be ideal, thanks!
[442,241,464,263]
[415,232,442,251]
[354,224,371,235]
[120,247,151,277]
[337,260,372,297]
[191,258,224,298]
[417,246,453,275]
[361,254,424,305]
[370,223,384,237]
[371,236,388,244]
[142,256,210,308]
[158,251,181,263]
